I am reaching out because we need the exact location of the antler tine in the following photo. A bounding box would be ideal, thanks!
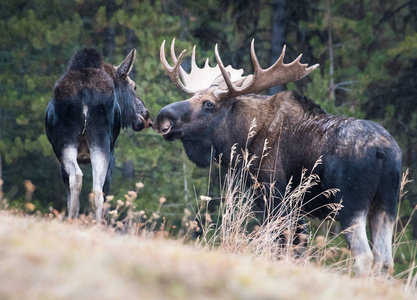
[214,44,236,94]
[160,40,193,94]
[307,63,320,73]
[212,39,260,97]
[276,44,286,64]
[250,39,262,76]
[169,38,189,83]
[170,38,178,64]
[191,45,198,71]
[294,53,303,64]
[160,40,171,72]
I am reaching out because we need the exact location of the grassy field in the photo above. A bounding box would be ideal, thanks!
[0,211,414,300]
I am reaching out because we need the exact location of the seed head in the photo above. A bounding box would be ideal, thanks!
[127,191,137,199]
[109,210,118,217]
[116,221,124,229]
[24,180,36,193]
[135,182,145,190]
[159,197,167,204]
[205,213,212,224]
[25,203,36,212]
[200,195,212,203]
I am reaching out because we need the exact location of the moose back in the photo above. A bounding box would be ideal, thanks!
[46,48,151,221]
[152,39,402,277]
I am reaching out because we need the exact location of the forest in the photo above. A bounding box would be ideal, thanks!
[1,0,417,255]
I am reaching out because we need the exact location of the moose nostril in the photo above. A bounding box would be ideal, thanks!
[161,122,173,134]
[144,110,150,120]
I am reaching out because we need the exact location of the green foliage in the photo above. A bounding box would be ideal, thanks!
[389,33,417,59]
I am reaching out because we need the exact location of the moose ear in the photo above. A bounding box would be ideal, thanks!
[116,49,136,79]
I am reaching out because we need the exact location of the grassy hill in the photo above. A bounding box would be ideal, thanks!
[0,211,414,300]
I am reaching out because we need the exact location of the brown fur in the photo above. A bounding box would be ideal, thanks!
[54,65,115,100]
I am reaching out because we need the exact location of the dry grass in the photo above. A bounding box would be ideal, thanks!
[0,211,413,300]
[393,169,417,291]
[192,122,347,270]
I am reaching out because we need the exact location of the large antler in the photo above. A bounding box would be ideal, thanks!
[160,39,319,98]
[160,39,245,95]
[214,40,320,98]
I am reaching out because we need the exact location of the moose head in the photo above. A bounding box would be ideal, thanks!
[111,49,152,131]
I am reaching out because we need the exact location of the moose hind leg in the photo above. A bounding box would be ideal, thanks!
[102,152,115,219]
[60,165,70,198]
[342,212,373,277]
[102,151,115,197]
[368,160,399,276]
[369,209,395,275]
[61,146,83,219]
[90,147,109,221]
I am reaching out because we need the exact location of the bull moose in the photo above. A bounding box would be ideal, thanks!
[153,39,402,276]
[46,48,151,221]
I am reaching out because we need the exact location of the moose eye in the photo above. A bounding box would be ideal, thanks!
[134,85,137,91]
[203,100,214,109]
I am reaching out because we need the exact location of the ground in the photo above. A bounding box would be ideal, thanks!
[0,212,413,300]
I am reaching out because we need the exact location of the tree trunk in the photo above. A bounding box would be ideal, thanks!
[126,27,138,80]
[268,0,286,95]
[0,106,2,204]
[125,1,139,80]
[103,0,116,63]
[327,0,335,100]
[122,160,135,180]
[182,149,189,206]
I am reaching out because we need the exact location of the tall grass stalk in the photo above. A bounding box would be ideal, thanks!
[393,169,417,293]
[195,120,344,268]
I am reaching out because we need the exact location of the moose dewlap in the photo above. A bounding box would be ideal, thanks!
[153,39,402,277]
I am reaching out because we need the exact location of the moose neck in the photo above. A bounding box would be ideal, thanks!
[212,91,324,171]
[118,95,135,128]
[210,93,283,168]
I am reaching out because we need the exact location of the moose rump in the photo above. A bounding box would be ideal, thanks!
[46,48,151,220]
